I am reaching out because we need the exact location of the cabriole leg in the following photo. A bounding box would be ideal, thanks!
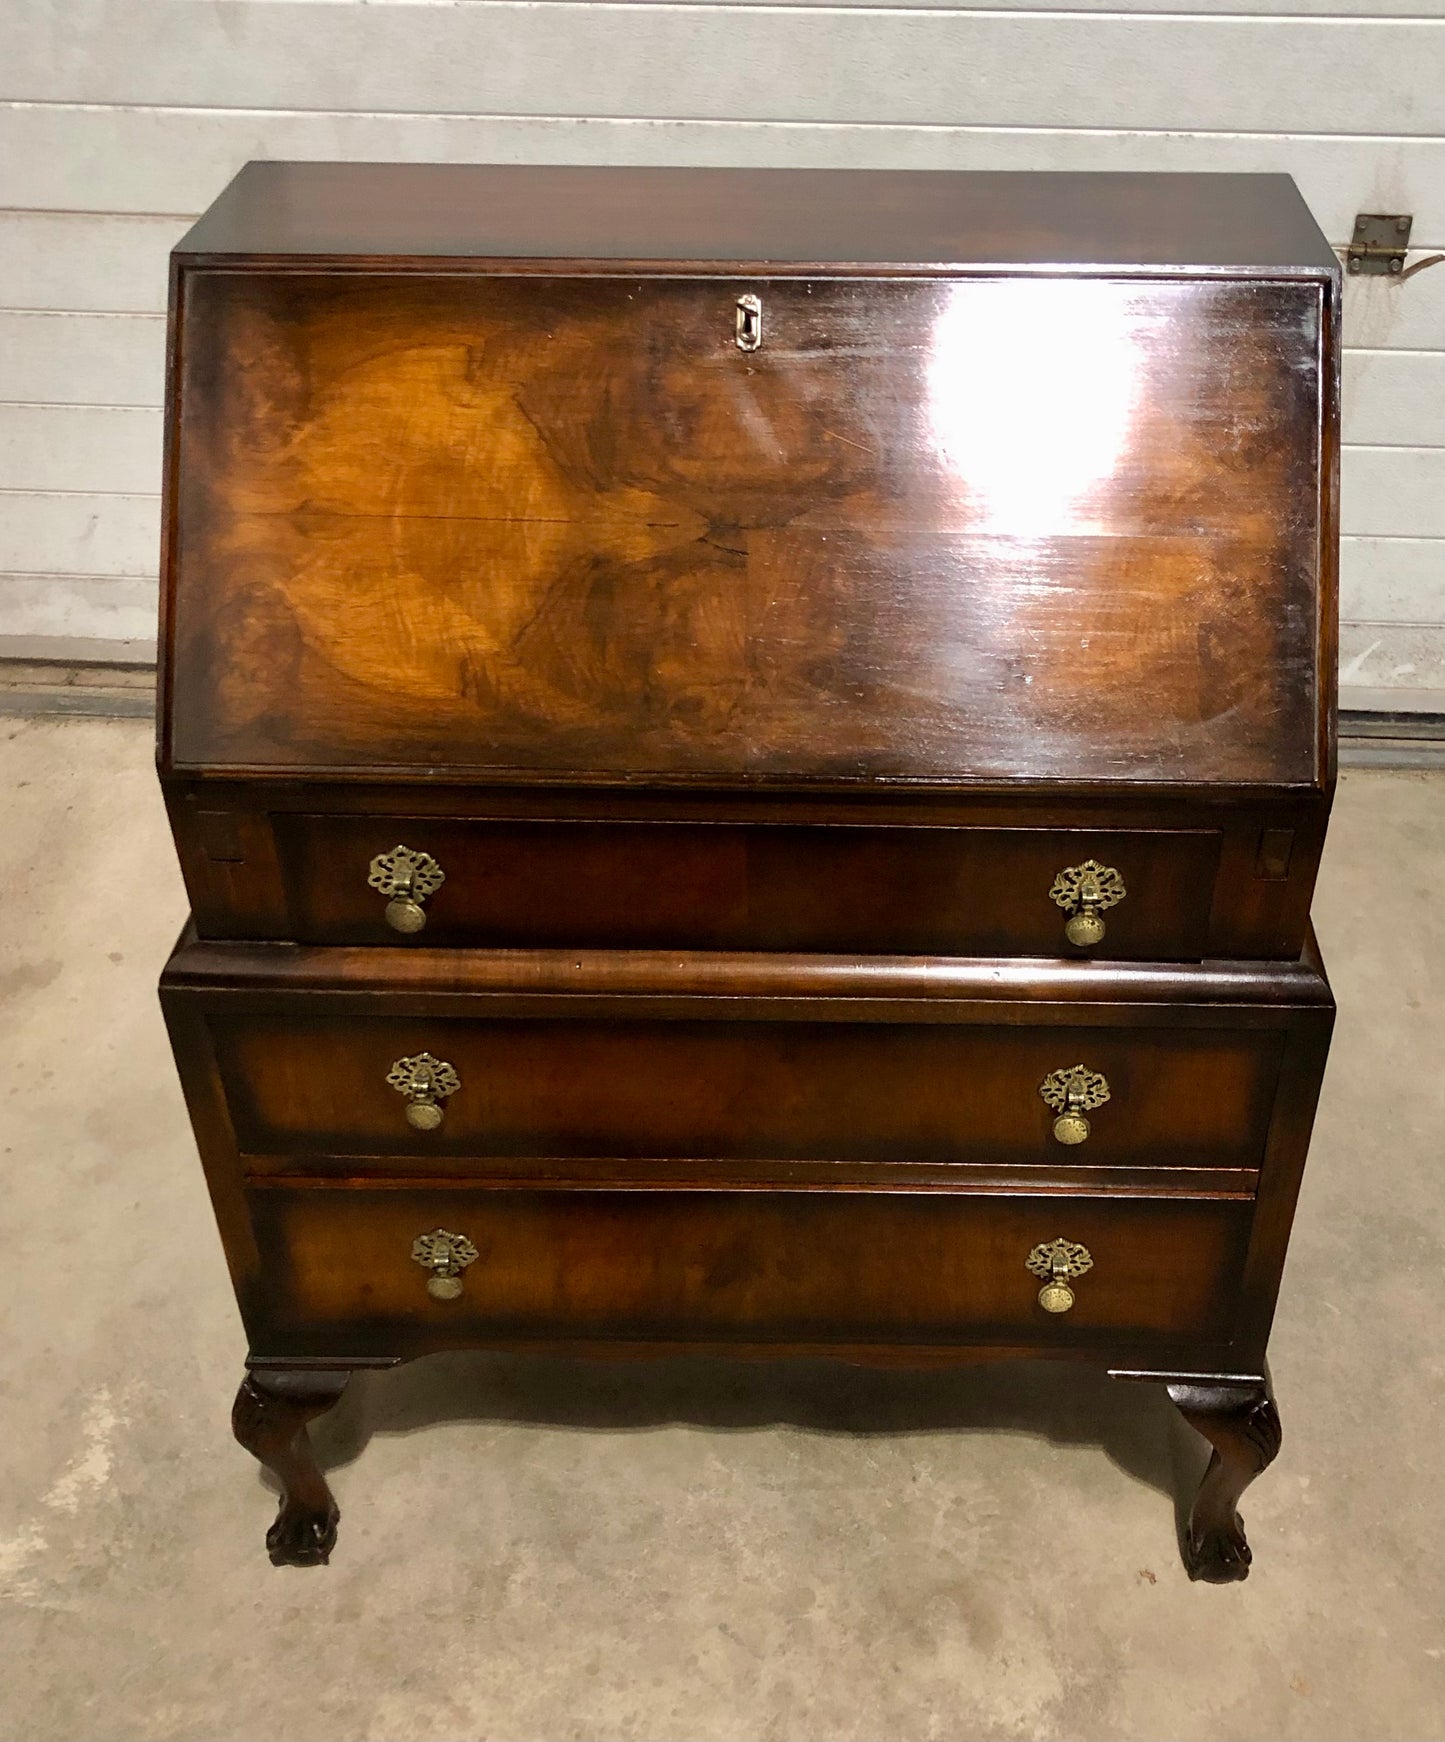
[1166,1377,1282,1583]
[232,1368,352,1567]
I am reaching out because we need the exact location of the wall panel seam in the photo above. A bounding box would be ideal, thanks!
[14,2,1432,19]
[0,487,162,501]
[5,101,1445,145]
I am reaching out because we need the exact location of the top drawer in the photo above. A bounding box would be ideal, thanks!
[161,270,1330,789]
[168,789,1326,958]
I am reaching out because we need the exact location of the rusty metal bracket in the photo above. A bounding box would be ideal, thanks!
[1347,214,1412,276]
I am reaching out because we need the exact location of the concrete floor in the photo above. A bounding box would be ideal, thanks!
[1,716,1442,1742]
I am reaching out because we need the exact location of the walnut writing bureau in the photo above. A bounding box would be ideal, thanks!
[158,164,1337,1578]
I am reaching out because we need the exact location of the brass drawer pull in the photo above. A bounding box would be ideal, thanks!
[1026,1238,1094,1314]
[368,844,445,934]
[411,1228,478,1301]
[1039,1065,1110,1145]
[1049,859,1125,948]
[387,1051,460,1130]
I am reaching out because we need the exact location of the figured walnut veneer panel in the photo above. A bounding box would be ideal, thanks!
[165,272,1324,784]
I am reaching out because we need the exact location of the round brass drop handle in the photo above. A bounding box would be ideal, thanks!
[1026,1238,1094,1313]
[411,1229,478,1301]
[1038,1065,1111,1145]
[387,1052,460,1131]
[1049,859,1125,949]
[368,844,445,934]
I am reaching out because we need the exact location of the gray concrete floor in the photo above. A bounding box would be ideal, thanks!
[1,717,1442,1742]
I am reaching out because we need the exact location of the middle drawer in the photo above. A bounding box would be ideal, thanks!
[212,1012,1281,1184]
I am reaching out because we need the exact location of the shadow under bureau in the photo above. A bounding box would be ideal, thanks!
[157,162,1338,1579]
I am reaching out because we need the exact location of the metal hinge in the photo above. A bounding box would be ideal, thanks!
[1347,213,1412,276]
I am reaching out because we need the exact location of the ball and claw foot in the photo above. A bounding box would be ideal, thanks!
[1166,1379,1282,1584]
[1182,1513,1253,1584]
[232,1369,351,1568]
[265,1495,341,1568]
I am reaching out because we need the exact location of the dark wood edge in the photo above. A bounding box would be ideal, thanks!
[154,254,185,777]
[240,1166,1260,1200]
[161,772,1328,819]
[274,814,1228,839]
[170,257,1340,282]
[160,933,1336,1014]
[1319,273,1343,796]
[158,757,1333,793]
[158,981,262,1309]
[240,1336,1249,1370]
[172,977,1319,1027]
[1232,1005,1335,1357]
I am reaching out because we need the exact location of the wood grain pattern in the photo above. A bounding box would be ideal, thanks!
[164,268,1327,785]
[1167,1377,1282,1583]
[210,1011,1283,1176]
[172,165,1340,270]
[159,923,1336,1014]
[274,817,1221,958]
[166,780,1329,960]
[231,1368,350,1567]
[153,168,1339,1575]
[244,1185,1252,1355]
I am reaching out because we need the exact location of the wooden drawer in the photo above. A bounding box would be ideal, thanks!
[167,785,1330,960]
[271,815,1221,958]
[211,1010,1281,1184]
[243,1185,1252,1352]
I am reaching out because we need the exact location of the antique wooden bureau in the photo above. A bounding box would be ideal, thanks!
[158,163,1338,1579]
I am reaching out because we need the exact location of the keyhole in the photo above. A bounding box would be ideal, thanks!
[736,294,762,352]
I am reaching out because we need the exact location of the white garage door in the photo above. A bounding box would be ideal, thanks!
[1,0,1442,712]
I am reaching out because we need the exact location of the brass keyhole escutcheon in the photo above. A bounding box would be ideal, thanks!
[387,1052,460,1131]
[368,844,445,934]
[411,1228,478,1301]
[1039,1065,1110,1145]
[1049,860,1125,949]
[1026,1238,1094,1313]
[735,293,762,352]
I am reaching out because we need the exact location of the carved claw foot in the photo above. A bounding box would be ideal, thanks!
[265,1495,340,1567]
[232,1369,351,1568]
[1166,1379,1282,1584]
[1182,1517,1253,1584]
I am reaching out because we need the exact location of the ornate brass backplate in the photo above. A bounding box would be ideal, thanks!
[1048,859,1126,948]
[367,844,445,934]
[410,1228,479,1301]
[1026,1237,1095,1313]
[1038,1065,1110,1145]
[386,1051,461,1130]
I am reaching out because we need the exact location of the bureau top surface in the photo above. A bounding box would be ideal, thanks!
[176,163,1338,274]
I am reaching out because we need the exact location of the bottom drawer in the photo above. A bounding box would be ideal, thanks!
[245,1186,1251,1354]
